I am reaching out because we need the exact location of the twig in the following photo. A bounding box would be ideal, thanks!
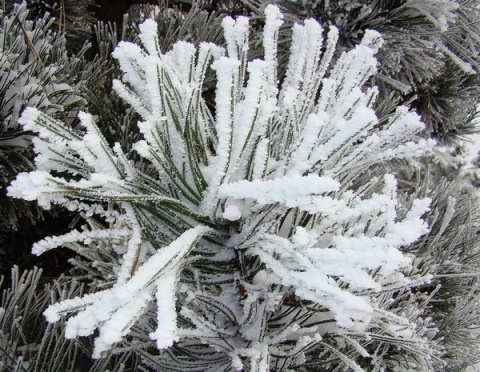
[129,241,142,277]
[15,13,71,124]
[16,15,44,72]
[59,0,66,34]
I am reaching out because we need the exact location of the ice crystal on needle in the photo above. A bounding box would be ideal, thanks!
[8,5,436,370]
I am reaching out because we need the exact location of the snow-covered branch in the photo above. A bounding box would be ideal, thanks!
[8,4,436,369]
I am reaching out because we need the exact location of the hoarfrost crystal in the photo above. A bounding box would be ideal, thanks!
[8,5,435,370]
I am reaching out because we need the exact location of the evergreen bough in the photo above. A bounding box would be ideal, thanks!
[0,1,121,274]
[6,6,449,371]
[242,0,480,143]
[0,2,82,262]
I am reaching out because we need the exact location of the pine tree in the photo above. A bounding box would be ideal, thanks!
[1,1,479,371]
[7,6,449,370]
[233,5,480,368]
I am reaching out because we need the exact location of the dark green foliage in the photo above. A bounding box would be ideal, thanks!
[24,0,96,53]
[0,1,118,272]
[0,2,81,260]
[411,62,480,143]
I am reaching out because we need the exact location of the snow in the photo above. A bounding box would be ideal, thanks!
[219,174,340,205]
[223,204,242,221]
[78,112,121,177]
[43,225,212,358]
[251,138,269,180]
[149,271,179,349]
[359,29,383,51]
[138,18,161,57]
[93,290,152,358]
[7,171,57,209]
[289,111,329,174]
[251,269,267,285]
[143,55,164,119]
[200,56,239,216]
[222,15,249,61]
[438,42,475,74]
[230,59,268,164]
[17,106,41,129]
[115,204,143,284]
[111,42,147,94]
[7,5,441,367]
[263,4,284,95]
[461,134,480,169]
[31,228,131,255]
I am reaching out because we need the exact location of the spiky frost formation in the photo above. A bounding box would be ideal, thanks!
[242,0,480,143]
[9,6,439,370]
[0,2,84,263]
[0,2,124,275]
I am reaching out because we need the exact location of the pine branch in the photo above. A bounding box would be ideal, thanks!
[6,5,443,370]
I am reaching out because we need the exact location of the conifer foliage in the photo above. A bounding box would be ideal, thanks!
[6,5,445,370]
[0,2,83,257]
[242,0,480,143]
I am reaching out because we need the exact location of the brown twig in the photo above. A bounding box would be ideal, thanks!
[16,14,71,124]
[59,0,66,34]
[130,244,140,277]
[16,16,45,72]
[129,241,142,277]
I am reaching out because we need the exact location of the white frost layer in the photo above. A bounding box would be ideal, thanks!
[218,174,340,204]
[8,4,439,364]
[44,226,212,358]
[149,271,179,349]
[223,204,242,221]
[32,228,131,255]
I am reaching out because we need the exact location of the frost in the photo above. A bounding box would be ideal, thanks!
[252,269,267,285]
[138,18,161,57]
[223,204,242,221]
[31,228,131,255]
[8,5,436,369]
[149,271,179,349]
[263,4,284,95]
[219,174,340,205]
[0,3,83,149]
[44,225,212,358]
